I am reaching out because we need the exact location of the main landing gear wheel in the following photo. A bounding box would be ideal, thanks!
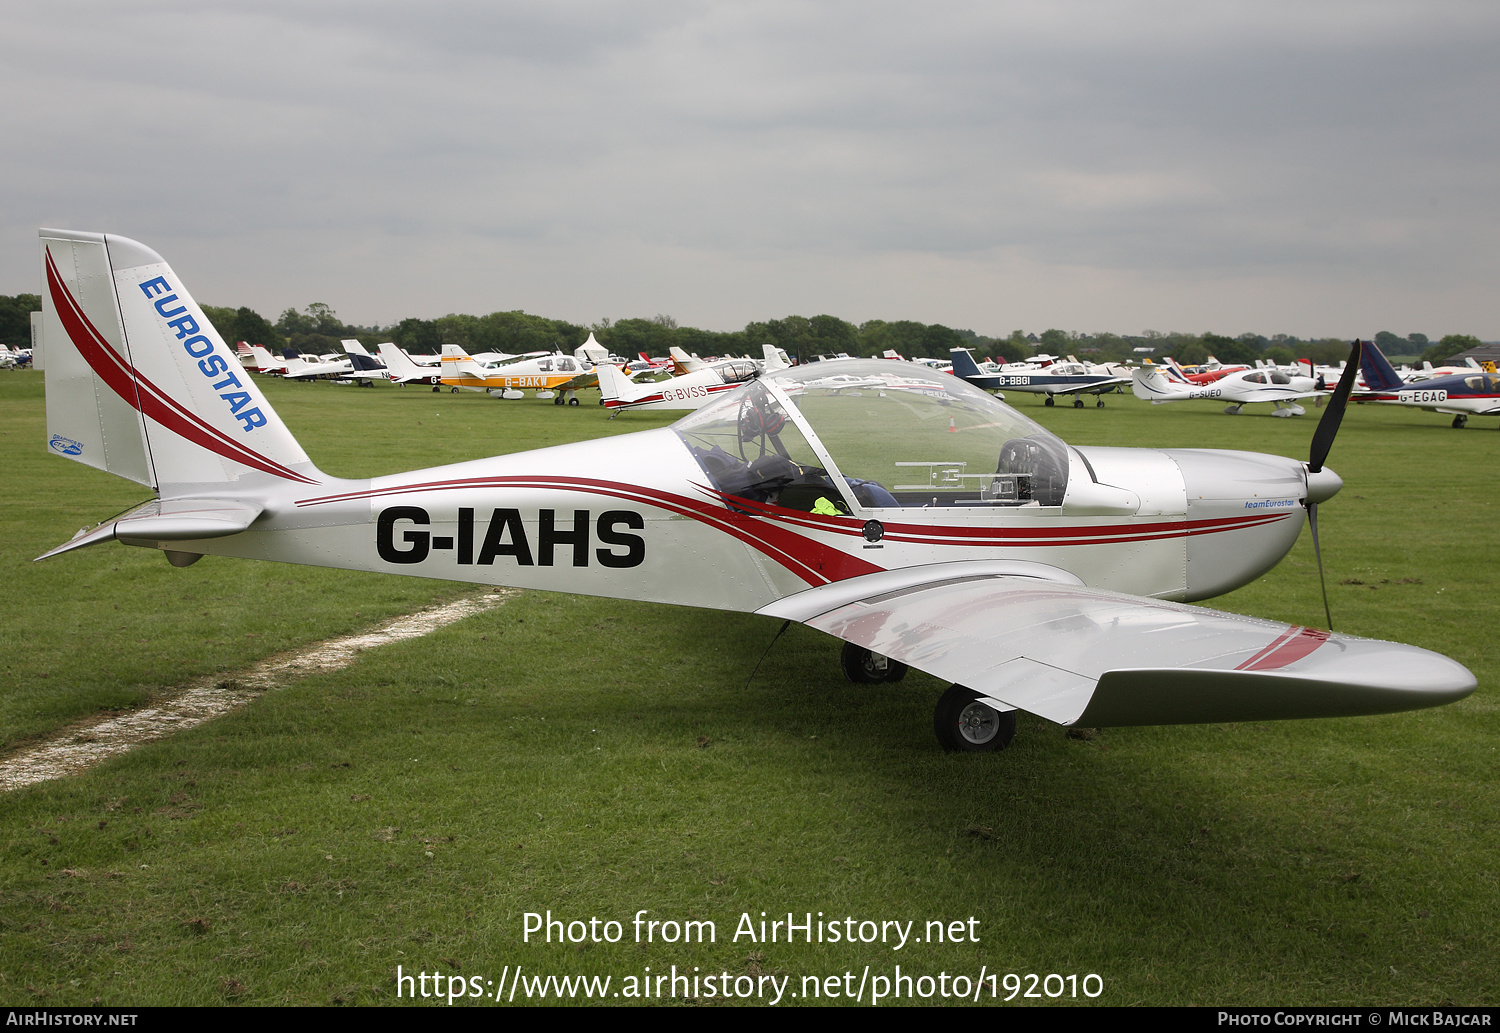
[933,684,1016,753]
[450,387,459,394]
[1073,397,1085,408]
[554,394,566,406]
[568,396,580,406]
[840,643,908,684]
[1044,396,1055,407]
[1096,398,1105,408]
[1453,414,1468,429]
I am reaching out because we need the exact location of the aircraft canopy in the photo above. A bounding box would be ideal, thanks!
[673,359,1071,512]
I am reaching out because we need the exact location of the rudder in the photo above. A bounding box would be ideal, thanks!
[40,229,320,496]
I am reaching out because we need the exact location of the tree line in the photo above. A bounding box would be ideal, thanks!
[0,292,1484,369]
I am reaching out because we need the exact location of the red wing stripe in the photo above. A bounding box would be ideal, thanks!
[45,248,317,484]
[1236,626,1329,671]
[1236,627,1299,670]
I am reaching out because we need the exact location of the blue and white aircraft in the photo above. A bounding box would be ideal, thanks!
[949,348,1130,407]
[1355,341,1500,429]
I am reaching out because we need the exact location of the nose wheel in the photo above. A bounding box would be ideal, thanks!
[933,684,1017,752]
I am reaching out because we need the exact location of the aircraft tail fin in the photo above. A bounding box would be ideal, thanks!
[1359,339,1405,392]
[1162,357,1193,384]
[341,338,371,358]
[441,343,490,379]
[377,342,429,380]
[594,363,642,407]
[761,344,791,371]
[249,345,281,370]
[1132,366,1176,402]
[347,352,386,375]
[668,346,704,375]
[39,229,320,496]
[948,347,984,379]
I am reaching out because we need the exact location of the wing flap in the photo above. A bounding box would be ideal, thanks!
[760,571,1474,726]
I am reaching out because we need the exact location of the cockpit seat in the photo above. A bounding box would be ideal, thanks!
[997,434,1069,506]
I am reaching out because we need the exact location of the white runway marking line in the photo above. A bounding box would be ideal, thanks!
[0,591,516,792]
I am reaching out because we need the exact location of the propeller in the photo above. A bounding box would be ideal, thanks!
[1305,340,1363,629]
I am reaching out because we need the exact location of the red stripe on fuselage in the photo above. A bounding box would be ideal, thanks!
[299,474,877,586]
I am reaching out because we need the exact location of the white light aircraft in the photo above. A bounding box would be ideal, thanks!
[376,342,445,389]
[35,230,1475,752]
[1133,364,1325,416]
[596,352,769,415]
[280,349,353,382]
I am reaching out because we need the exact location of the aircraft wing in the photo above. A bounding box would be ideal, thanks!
[556,371,600,391]
[757,562,1474,727]
[1236,388,1329,403]
[1046,376,1131,395]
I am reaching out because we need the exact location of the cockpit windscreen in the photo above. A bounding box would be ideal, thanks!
[673,360,1071,510]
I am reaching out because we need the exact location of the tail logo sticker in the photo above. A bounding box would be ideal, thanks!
[138,276,267,432]
[48,434,84,456]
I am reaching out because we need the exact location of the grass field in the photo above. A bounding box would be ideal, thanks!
[0,370,1495,1007]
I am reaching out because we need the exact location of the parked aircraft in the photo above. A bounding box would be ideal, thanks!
[1164,357,1250,385]
[950,348,1129,407]
[376,342,444,389]
[596,355,762,414]
[1354,341,1500,428]
[280,349,353,382]
[1133,364,1325,416]
[1403,357,1487,383]
[440,345,595,403]
[242,344,290,375]
[330,340,391,386]
[35,230,1475,752]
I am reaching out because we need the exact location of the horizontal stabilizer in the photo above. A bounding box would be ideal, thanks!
[36,497,263,560]
[760,569,1475,726]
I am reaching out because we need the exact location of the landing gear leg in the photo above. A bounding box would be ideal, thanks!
[933,684,1017,752]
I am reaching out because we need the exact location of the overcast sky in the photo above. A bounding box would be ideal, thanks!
[4,1,1497,338]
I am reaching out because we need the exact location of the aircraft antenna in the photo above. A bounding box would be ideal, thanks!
[745,620,793,691]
